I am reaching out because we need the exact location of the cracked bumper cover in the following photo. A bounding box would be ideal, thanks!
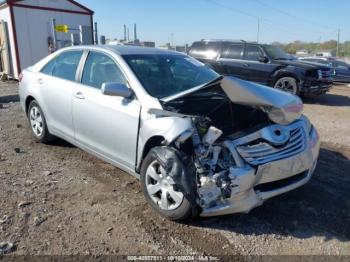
[200,121,320,217]
[301,78,333,96]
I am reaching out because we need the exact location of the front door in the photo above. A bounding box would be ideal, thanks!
[241,44,275,85]
[72,51,140,169]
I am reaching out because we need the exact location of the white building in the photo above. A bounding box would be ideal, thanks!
[0,0,94,79]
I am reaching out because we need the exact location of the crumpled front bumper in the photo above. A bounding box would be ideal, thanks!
[301,78,333,97]
[200,119,320,217]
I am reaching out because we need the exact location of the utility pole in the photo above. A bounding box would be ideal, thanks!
[257,18,261,43]
[51,19,58,49]
[94,22,98,45]
[336,28,340,58]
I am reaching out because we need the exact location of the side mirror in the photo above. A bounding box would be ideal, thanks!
[101,82,132,98]
[258,56,269,63]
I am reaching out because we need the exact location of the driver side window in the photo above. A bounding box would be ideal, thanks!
[82,52,127,89]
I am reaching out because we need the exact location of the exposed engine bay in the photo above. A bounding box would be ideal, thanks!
[151,77,319,216]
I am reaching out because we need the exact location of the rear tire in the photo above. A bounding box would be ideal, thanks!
[140,147,198,221]
[28,100,55,143]
[274,77,299,95]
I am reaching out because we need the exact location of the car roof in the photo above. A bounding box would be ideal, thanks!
[196,39,258,45]
[62,45,183,56]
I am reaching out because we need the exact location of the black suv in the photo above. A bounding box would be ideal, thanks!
[188,40,333,97]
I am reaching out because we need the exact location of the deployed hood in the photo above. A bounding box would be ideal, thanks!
[220,77,303,125]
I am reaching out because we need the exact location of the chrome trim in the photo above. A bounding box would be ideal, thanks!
[236,123,306,166]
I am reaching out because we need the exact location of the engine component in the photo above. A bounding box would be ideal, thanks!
[203,126,223,145]
[198,176,222,207]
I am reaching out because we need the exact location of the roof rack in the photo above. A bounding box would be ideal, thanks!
[201,39,245,42]
[200,39,258,44]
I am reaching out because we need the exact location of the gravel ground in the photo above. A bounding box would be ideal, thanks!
[0,82,349,258]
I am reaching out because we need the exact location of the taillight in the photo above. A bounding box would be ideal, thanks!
[19,72,23,83]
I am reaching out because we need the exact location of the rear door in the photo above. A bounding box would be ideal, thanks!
[72,51,141,169]
[241,44,275,85]
[37,50,83,139]
[217,43,246,79]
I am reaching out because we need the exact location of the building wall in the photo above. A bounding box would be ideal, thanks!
[0,7,19,77]
[13,6,91,75]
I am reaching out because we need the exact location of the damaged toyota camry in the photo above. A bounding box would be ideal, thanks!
[19,46,320,221]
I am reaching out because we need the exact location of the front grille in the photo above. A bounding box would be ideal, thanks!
[236,126,306,166]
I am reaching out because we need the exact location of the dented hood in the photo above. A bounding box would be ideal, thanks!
[162,76,303,125]
[220,77,303,125]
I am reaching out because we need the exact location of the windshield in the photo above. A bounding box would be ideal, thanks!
[122,54,219,99]
[264,45,290,60]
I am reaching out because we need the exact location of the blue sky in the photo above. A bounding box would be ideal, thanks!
[80,0,350,46]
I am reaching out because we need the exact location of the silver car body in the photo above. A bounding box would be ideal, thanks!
[19,46,320,217]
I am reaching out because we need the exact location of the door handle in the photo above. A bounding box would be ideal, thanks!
[243,64,250,67]
[37,78,44,84]
[75,92,85,100]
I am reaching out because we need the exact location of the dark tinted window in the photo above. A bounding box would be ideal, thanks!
[189,41,221,60]
[41,51,83,81]
[222,44,243,59]
[245,45,263,61]
[123,54,219,99]
[82,52,126,89]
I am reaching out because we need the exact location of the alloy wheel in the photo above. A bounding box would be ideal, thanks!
[145,160,184,211]
[29,106,44,137]
[274,78,298,95]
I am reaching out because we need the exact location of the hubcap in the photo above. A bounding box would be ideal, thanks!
[145,161,184,211]
[29,106,44,137]
[275,79,297,94]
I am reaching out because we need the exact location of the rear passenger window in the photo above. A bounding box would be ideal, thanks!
[41,58,56,75]
[222,44,243,59]
[82,52,126,89]
[189,42,221,60]
[41,51,83,82]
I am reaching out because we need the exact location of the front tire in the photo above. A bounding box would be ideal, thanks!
[140,147,197,221]
[274,77,299,95]
[28,100,55,143]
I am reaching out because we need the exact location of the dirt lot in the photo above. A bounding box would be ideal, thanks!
[0,82,349,257]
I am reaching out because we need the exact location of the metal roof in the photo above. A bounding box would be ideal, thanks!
[200,39,259,44]
[0,0,94,14]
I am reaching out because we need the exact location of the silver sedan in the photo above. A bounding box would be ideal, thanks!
[19,46,320,221]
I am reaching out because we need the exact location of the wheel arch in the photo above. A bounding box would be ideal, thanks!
[270,69,301,86]
[137,135,165,173]
[25,96,36,115]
